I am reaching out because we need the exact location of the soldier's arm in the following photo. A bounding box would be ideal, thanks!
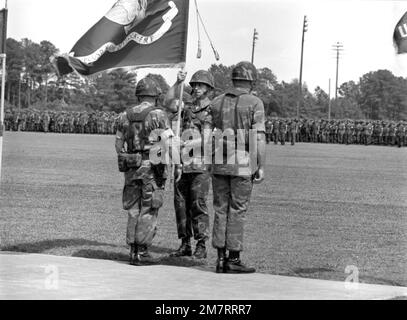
[115,129,124,154]
[252,100,266,180]
[163,71,187,113]
[115,113,126,154]
[147,110,181,164]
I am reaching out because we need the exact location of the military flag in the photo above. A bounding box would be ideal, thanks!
[394,11,407,54]
[52,0,189,76]
[0,8,7,53]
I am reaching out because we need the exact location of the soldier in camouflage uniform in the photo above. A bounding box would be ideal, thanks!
[287,119,296,145]
[4,109,13,131]
[310,120,318,143]
[355,121,363,144]
[388,122,396,146]
[165,70,214,259]
[265,117,273,144]
[278,119,287,145]
[396,122,406,147]
[365,121,373,145]
[42,111,51,132]
[207,61,266,273]
[344,120,354,145]
[382,123,389,145]
[296,119,303,142]
[115,77,175,265]
[272,118,279,145]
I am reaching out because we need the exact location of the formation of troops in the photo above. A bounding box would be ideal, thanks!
[265,118,406,147]
[4,109,405,148]
[3,109,119,135]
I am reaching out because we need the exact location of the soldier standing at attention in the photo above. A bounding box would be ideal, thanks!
[265,117,273,144]
[272,118,279,145]
[382,122,389,146]
[115,77,177,265]
[388,122,396,146]
[279,119,287,145]
[207,61,266,273]
[288,119,296,145]
[165,70,214,259]
[396,122,405,148]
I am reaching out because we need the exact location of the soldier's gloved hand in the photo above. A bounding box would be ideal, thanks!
[174,165,183,183]
[177,71,187,83]
[253,167,265,184]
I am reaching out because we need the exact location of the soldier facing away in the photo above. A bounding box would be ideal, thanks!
[115,77,177,265]
[207,61,266,273]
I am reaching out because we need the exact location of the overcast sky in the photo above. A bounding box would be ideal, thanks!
[7,0,407,93]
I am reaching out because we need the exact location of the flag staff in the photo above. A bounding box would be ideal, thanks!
[169,66,186,185]
[0,5,8,181]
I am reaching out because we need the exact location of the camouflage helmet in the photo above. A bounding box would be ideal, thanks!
[189,70,215,89]
[135,77,161,97]
[232,61,257,82]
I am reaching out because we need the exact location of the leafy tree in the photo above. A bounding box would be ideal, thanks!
[5,38,24,106]
[359,70,407,120]
[39,40,59,102]
[208,63,233,91]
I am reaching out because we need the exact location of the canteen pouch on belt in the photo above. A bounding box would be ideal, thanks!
[118,153,143,172]
[118,153,128,172]
[151,186,164,209]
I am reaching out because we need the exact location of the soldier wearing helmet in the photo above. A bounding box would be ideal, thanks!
[207,61,266,273]
[165,70,215,260]
[115,76,176,265]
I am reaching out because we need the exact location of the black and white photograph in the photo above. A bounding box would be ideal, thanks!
[0,0,406,306]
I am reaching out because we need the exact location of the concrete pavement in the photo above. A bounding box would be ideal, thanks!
[1,252,406,300]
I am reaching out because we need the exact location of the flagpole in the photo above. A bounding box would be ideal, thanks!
[0,5,7,181]
[0,53,6,181]
[170,66,186,185]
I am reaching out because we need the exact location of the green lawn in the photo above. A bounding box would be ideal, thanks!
[1,132,406,286]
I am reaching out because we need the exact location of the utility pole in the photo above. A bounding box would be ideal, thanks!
[328,78,331,121]
[332,42,343,100]
[251,28,258,64]
[297,15,308,119]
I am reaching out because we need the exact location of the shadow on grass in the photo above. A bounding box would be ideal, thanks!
[71,248,209,269]
[72,249,128,261]
[1,238,121,253]
[157,256,208,268]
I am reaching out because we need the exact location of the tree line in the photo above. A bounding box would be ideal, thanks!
[5,37,407,120]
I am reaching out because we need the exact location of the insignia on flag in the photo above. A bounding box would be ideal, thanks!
[0,8,7,54]
[394,11,407,54]
[52,0,189,76]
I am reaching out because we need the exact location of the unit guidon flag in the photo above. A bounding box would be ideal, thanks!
[52,0,189,76]
[394,11,407,54]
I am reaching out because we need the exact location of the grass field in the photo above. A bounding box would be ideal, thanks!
[1,132,406,286]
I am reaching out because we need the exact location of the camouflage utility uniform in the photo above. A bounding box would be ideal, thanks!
[115,78,172,265]
[166,70,213,259]
[208,61,265,273]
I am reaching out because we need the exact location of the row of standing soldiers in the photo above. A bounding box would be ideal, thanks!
[265,118,407,147]
[3,109,119,135]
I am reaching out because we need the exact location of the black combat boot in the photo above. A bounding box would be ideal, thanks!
[193,240,207,259]
[129,243,137,265]
[170,237,192,257]
[133,244,156,265]
[216,248,226,273]
[224,251,256,274]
